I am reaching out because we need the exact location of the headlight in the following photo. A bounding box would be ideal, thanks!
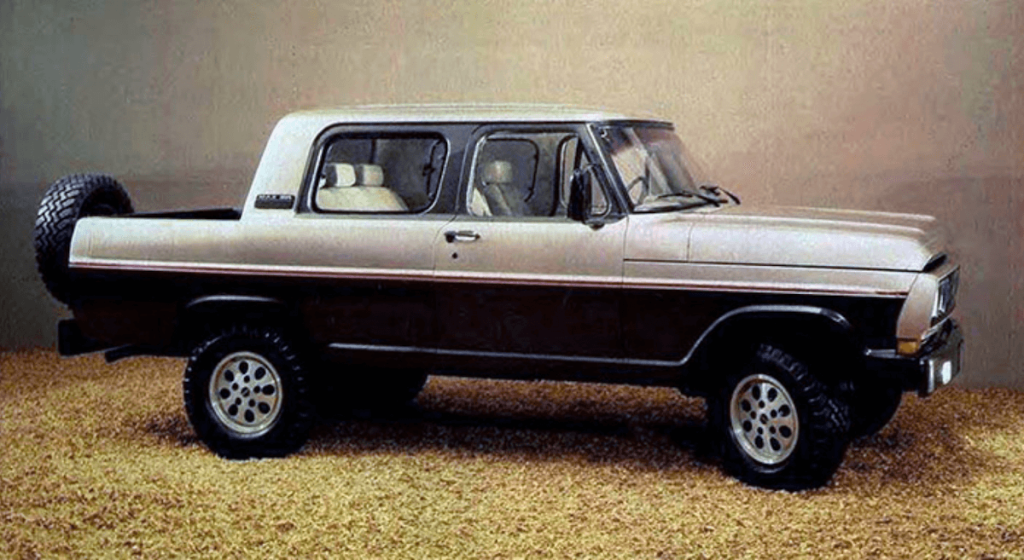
[897,264,960,356]
[933,268,959,324]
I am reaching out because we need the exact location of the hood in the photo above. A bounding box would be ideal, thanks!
[627,205,946,271]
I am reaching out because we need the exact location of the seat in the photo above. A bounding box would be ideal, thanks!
[317,163,408,212]
[478,160,528,216]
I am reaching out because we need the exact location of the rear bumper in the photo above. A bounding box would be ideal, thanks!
[865,320,964,396]
[58,319,172,362]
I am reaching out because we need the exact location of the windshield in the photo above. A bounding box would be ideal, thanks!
[597,124,720,212]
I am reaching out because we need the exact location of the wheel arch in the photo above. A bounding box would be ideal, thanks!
[175,295,306,352]
[682,305,864,395]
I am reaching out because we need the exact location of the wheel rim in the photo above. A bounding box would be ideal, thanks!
[729,373,799,465]
[208,351,283,438]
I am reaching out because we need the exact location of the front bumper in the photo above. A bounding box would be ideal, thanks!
[865,320,964,396]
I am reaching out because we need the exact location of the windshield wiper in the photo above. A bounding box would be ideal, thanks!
[633,192,717,213]
[651,192,696,201]
[699,184,740,205]
[659,189,720,207]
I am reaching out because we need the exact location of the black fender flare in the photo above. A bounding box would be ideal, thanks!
[680,304,862,393]
[176,295,298,348]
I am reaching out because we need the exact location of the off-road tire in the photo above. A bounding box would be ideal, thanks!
[34,174,133,304]
[710,344,851,490]
[183,325,314,459]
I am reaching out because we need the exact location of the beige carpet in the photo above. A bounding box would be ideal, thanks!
[2,349,1021,558]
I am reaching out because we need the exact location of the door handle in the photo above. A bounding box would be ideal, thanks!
[445,230,481,243]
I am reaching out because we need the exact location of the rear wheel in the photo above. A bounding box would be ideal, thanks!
[183,325,313,459]
[710,344,850,490]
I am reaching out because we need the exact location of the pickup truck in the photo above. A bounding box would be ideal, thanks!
[34,105,963,489]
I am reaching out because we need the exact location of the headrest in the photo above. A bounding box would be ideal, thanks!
[481,160,513,184]
[357,164,384,187]
[324,163,356,187]
[324,163,385,187]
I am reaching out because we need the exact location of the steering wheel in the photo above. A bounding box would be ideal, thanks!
[627,174,650,205]
[626,155,656,206]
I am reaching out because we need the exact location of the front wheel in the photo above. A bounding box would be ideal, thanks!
[710,344,850,490]
[183,325,314,459]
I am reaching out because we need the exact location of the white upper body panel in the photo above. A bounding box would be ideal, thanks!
[626,205,944,272]
[74,106,945,284]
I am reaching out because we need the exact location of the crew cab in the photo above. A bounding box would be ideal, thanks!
[34,105,963,489]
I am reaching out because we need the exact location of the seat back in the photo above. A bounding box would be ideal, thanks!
[318,163,408,211]
[478,160,528,216]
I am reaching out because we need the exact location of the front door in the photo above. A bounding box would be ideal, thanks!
[434,126,626,374]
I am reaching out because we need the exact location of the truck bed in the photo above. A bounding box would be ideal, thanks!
[127,207,242,220]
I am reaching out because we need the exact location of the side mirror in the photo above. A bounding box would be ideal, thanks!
[568,166,594,222]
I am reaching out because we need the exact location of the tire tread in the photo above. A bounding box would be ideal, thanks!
[34,174,133,304]
[183,324,314,459]
[713,343,851,490]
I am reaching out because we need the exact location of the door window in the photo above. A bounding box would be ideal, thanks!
[467,131,607,218]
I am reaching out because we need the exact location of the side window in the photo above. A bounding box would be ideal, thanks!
[313,134,446,213]
[467,131,607,218]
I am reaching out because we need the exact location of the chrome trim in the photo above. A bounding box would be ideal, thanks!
[71,259,435,283]
[185,294,283,309]
[438,271,622,288]
[329,343,424,354]
[674,305,849,367]
[863,348,898,359]
[444,230,481,242]
[72,258,905,298]
[623,277,905,298]
[328,342,630,365]
[921,322,963,396]
[633,259,924,274]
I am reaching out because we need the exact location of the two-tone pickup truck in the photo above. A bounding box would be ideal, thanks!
[34,105,962,489]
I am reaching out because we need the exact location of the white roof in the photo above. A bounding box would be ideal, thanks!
[285,104,665,125]
[243,104,669,214]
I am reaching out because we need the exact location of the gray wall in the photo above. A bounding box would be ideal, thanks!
[2,0,1021,387]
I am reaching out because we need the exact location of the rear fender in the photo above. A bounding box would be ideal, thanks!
[176,295,299,350]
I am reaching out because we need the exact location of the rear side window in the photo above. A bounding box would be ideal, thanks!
[313,134,447,213]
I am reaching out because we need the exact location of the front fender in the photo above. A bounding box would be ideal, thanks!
[681,305,859,394]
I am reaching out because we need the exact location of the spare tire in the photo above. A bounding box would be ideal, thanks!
[34,174,133,304]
